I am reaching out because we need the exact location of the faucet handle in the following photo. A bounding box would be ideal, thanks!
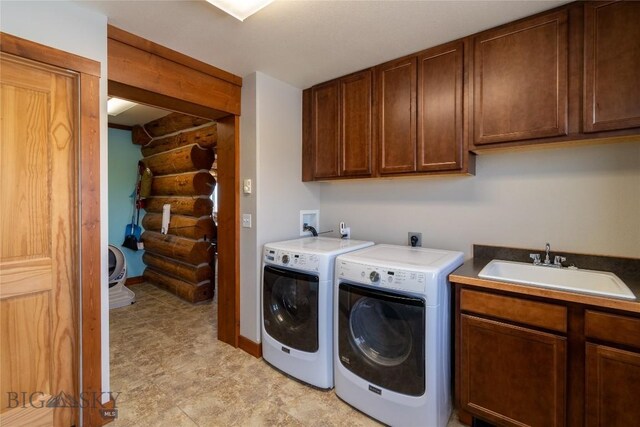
[554,255,567,266]
[530,253,541,265]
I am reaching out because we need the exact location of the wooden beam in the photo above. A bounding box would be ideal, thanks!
[143,268,213,303]
[141,124,218,156]
[108,39,241,116]
[109,81,230,122]
[144,196,213,216]
[142,144,215,176]
[151,171,216,197]
[142,213,216,240]
[216,115,240,346]
[142,252,212,284]
[143,112,211,138]
[142,231,214,265]
[107,25,241,87]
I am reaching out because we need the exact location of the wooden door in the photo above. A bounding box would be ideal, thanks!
[340,69,373,177]
[417,41,463,172]
[584,1,640,133]
[0,54,79,426]
[377,57,417,174]
[311,80,340,179]
[586,344,640,427]
[473,10,568,145]
[460,314,566,427]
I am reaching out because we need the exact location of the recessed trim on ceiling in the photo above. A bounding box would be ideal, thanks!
[107,97,136,116]
[205,0,274,21]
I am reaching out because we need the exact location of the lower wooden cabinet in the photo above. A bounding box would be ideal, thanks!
[455,285,640,427]
[460,314,566,427]
[585,344,640,427]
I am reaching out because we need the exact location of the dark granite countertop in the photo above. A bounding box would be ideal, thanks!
[449,245,640,314]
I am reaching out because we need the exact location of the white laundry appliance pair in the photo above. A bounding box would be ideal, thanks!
[261,237,463,427]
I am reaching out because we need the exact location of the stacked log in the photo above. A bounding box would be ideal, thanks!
[136,112,218,303]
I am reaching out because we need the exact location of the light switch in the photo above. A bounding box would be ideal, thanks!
[243,178,252,194]
[242,213,252,228]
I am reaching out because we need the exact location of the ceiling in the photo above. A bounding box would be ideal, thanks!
[108,102,172,127]
[78,0,569,90]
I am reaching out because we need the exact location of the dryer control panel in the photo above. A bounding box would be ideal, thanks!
[336,260,427,294]
[264,247,320,273]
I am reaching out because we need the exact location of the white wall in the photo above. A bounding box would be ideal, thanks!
[239,72,321,342]
[319,140,640,259]
[1,1,111,400]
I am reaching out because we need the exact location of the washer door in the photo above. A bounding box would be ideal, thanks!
[263,265,319,352]
[338,282,425,396]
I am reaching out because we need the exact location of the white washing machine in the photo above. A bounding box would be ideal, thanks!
[261,236,374,389]
[334,244,463,427]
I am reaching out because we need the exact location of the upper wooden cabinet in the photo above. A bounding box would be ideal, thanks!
[303,70,373,181]
[584,1,640,133]
[377,41,467,176]
[310,80,341,179]
[377,57,417,175]
[302,1,640,181]
[341,70,373,177]
[472,10,568,145]
[418,41,464,172]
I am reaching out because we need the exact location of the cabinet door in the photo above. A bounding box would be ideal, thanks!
[473,10,568,145]
[460,314,566,427]
[341,70,373,177]
[584,1,640,132]
[311,80,340,178]
[586,344,640,427]
[417,41,463,172]
[377,57,417,174]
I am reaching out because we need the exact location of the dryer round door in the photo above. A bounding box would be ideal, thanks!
[263,265,319,352]
[338,282,426,396]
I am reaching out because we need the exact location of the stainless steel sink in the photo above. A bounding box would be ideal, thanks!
[478,260,636,300]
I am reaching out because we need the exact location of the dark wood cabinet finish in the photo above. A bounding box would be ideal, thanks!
[460,314,566,427]
[417,41,464,172]
[473,10,569,145]
[311,80,340,178]
[304,70,373,180]
[341,70,373,176]
[584,1,640,133]
[377,57,417,174]
[585,344,640,427]
[455,283,640,427]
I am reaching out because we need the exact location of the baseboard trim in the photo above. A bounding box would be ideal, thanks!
[125,276,145,286]
[238,335,262,358]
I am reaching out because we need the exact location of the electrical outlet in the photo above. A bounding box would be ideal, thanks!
[242,214,252,228]
[408,232,422,247]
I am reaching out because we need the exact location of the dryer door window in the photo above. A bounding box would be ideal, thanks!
[338,282,425,396]
[263,265,319,353]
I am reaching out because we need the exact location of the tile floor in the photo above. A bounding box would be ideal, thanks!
[109,283,466,426]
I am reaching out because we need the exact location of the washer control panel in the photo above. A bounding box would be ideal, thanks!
[264,247,320,272]
[337,260,427,294]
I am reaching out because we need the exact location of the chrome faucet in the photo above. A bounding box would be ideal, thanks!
[530,243,567,268]
[543,242,551,265]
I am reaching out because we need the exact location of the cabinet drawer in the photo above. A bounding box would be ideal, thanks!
[460,289,567,333]
[585,310,640,349]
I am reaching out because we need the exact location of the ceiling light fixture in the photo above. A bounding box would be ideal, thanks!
[107,98,137,116]
[205,0,274,22]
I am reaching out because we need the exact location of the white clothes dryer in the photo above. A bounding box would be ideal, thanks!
[261,236,374,389]
[334,244,463,427]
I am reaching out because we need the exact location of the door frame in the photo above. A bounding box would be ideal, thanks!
[106,25,241,346]
[0,33,103,426]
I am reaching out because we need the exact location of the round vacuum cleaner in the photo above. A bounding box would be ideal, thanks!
[108,244,135,309]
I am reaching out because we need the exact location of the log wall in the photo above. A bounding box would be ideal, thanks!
[137,113,218,303]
